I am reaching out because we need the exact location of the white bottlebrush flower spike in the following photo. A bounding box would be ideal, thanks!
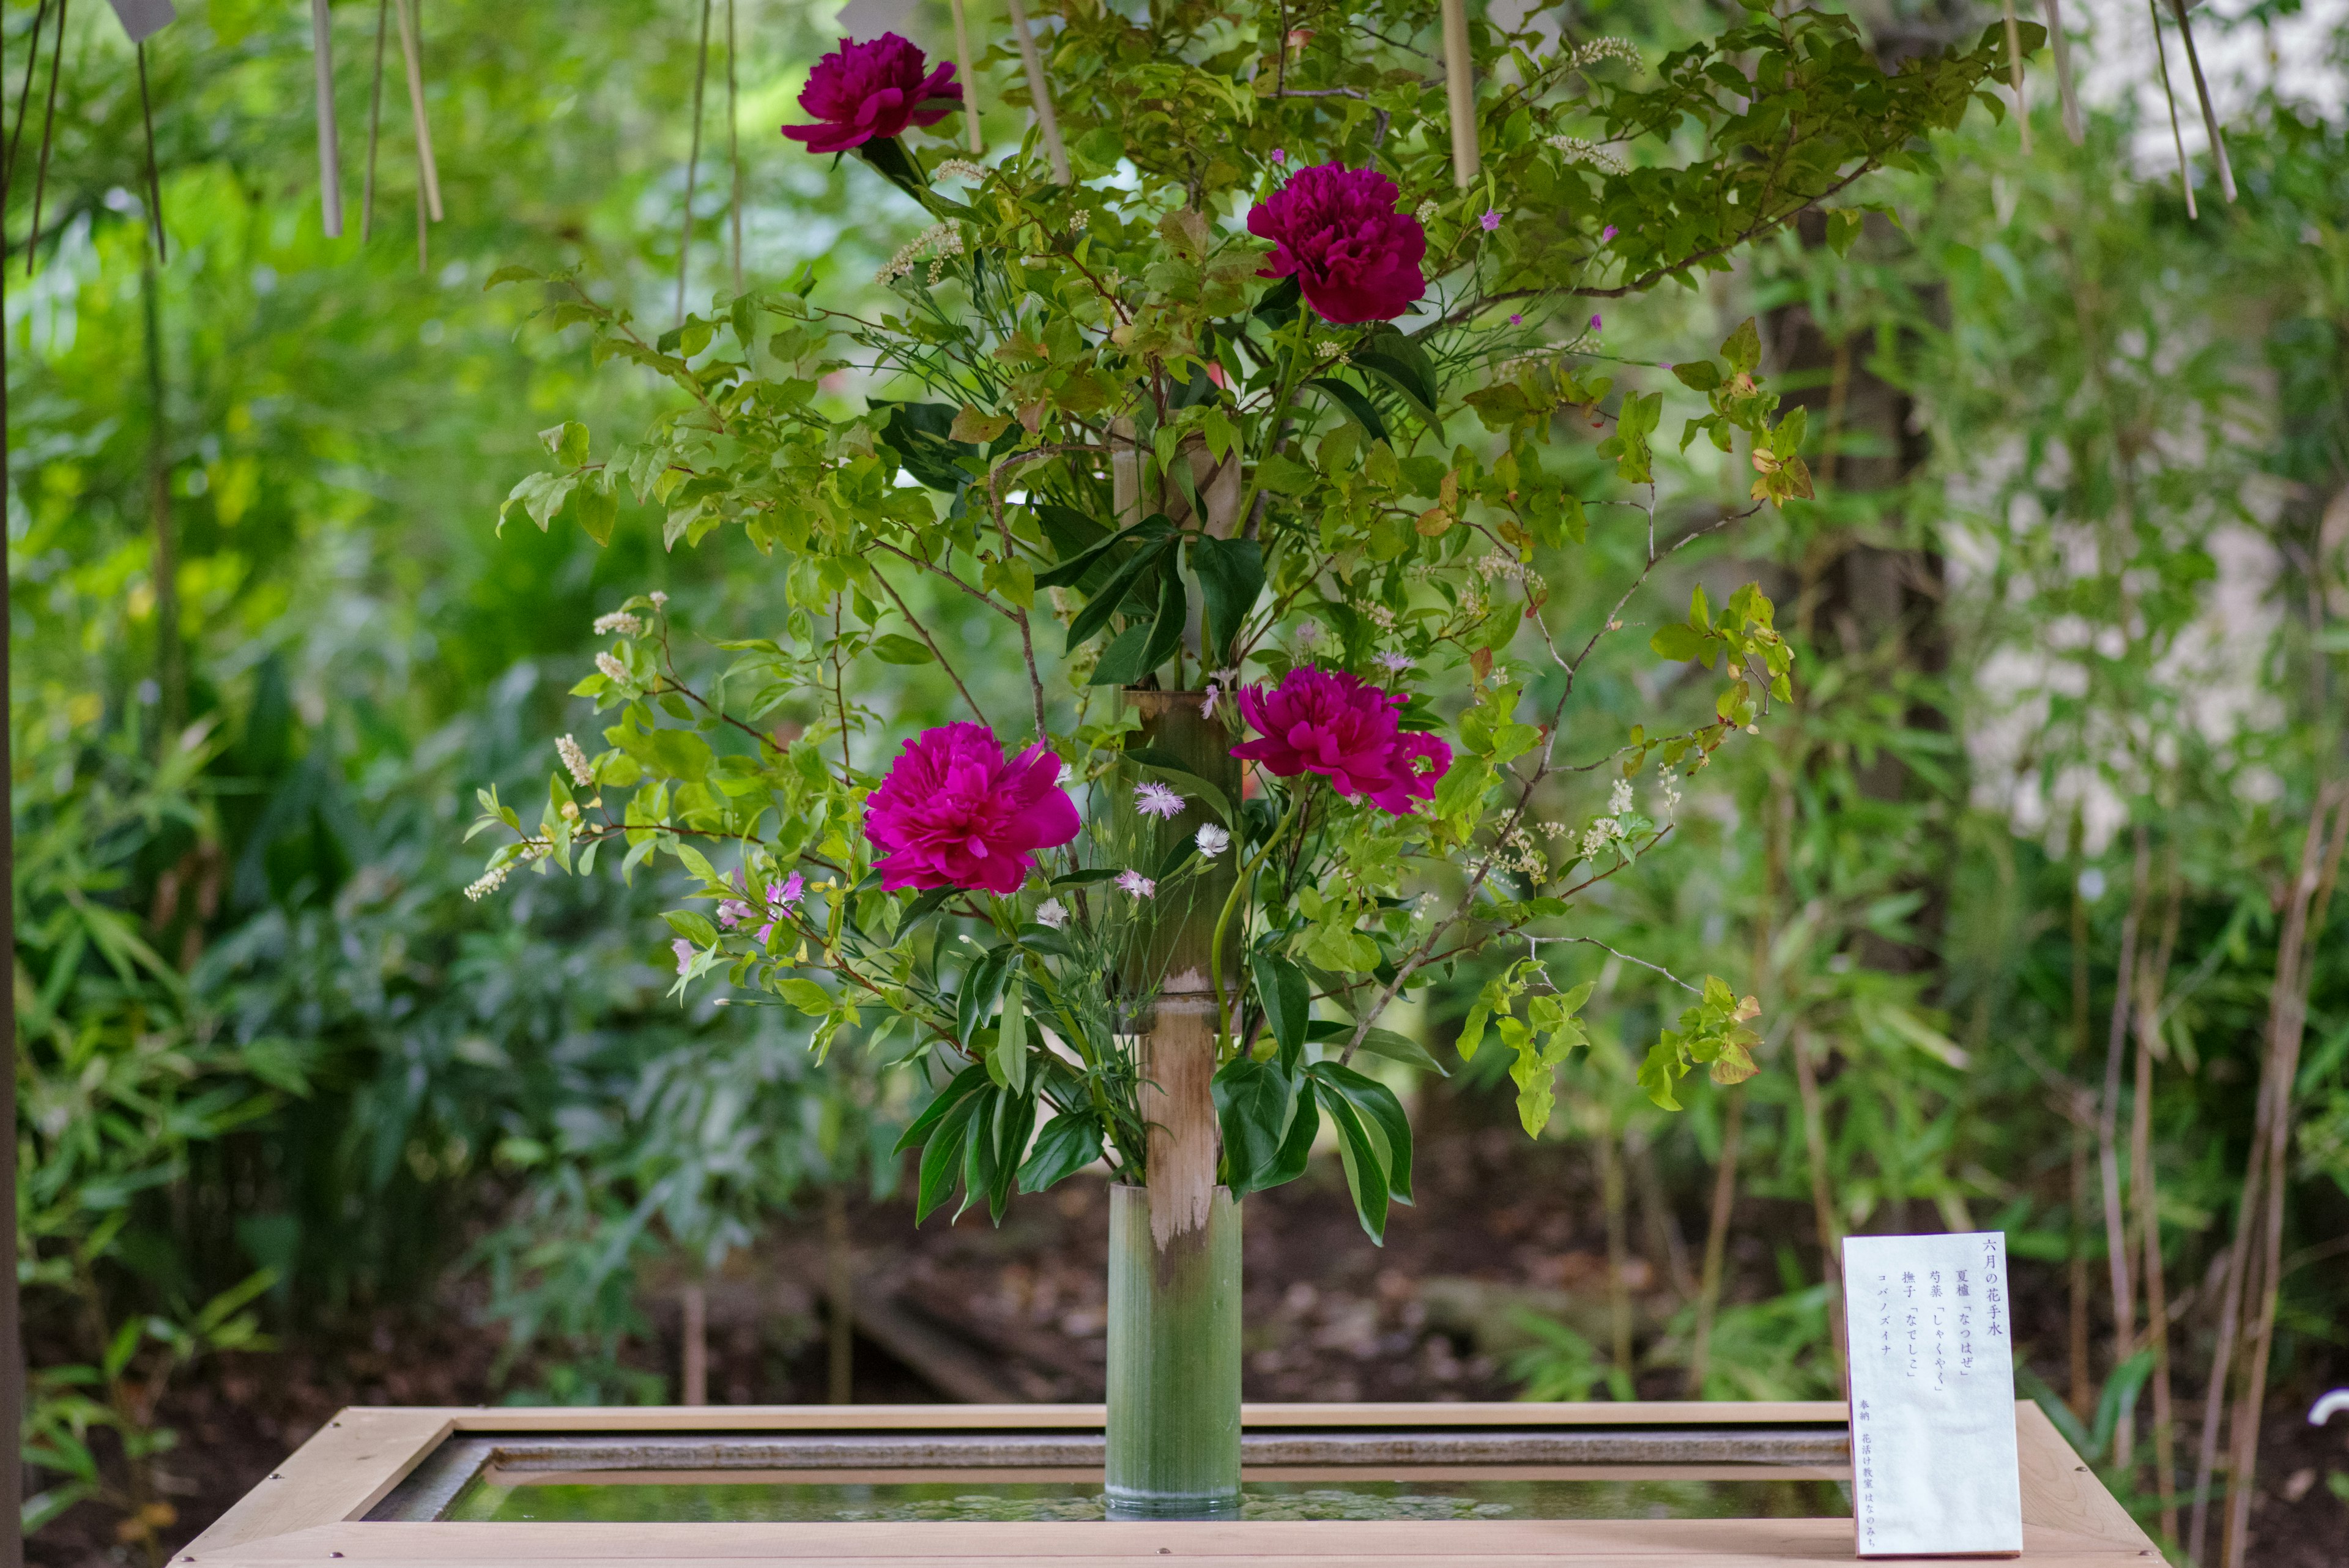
[1195,823,1230,857]
[1036,897,1070,929]
[1116,870,1156,898]
[1134,781,1186,819]
[556,734,595,788]
[595,652,629,685]
[593,610,644,636]
[1609,778,1635,817]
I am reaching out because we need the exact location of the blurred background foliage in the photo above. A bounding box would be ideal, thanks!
[4,0,2344,1563]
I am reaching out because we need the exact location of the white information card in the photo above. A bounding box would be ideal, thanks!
[1842,1232,2024,1559]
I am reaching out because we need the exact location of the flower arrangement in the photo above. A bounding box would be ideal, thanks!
[469,0,2021,1503]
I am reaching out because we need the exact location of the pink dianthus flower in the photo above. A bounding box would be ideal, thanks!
[865,724,1079,895]
[782,34,962,155]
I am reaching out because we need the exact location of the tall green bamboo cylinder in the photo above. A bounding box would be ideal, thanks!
[1107,688,1244,1519]
[1105,1182,1241,1518]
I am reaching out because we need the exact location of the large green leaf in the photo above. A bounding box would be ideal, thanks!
[1315,1080,1390,1243]
[1308,1059,1414,1205]
[1190,535,1264,663]
[1212,1055,1299,1195]
[1017,1110,1105,1192]
[1252,951,1311,1072]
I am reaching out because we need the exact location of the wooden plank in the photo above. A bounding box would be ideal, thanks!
[410,1402,1846,1435]
[184,1516,2158,1566]
[2013,1400,2157,1551]
[181,1407,453,1558]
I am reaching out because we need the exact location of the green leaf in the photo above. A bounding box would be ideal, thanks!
[870,633,935,665]
[1089,622,1159,688]
[1252,951,1312,1072]
[1258,1081,1320,1191]
[1347,1026,1450,1077]
[893,1062,992,1156]
[1649,623,1705,662]
[1721,318,1761,375]
[1190,535,1264,664]
[1825,209,1863,258]
[1316,1080,1391,1243]
[1302,376,1390,445]
[1064,538,1171,652]
[991,974,1029,1093]
[1671,360,1723,392]
[1308,1060,1415,1204]
[1212,1055,1299,1195]
[1255,451,1319,496]
[1017,1111,1104,1192]
[956,946,1015,1048]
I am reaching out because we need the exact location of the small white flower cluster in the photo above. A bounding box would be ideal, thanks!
[1564,36,1643,71]
[593,610,644,636]
[650,590,668,608]
[1036,897,1070,929]
[1116,869,1156,899]
[1580,778,1639,860]
[1195,823,1230,857]
[557,734,595,788]
[1657,775,1683,817]
[1067,208,1089,233]
[1362,603,1398,632]
[1475,552,1538,585]
[1495,823,1549,879]
[935,158,990,182]
[1315,339,1345,360]
[465,839,552,901]
[595,652,631,685]
[1415,199,1440,225]
[875,223,967,286]
[1545,135,1630,175]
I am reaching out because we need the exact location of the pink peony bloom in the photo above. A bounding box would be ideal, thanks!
[1246,163,1427,324]
[865,723,1080,895]
[782,34,962,155]
[1367,732,1453,816]
[1230,667,1408,799]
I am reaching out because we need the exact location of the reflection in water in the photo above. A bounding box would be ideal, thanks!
[448,1474,1854,1524]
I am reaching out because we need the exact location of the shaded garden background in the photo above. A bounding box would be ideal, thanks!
[6,0,2345,1563]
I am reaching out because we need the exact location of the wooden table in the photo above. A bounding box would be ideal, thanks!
[179,1401,2159,1566]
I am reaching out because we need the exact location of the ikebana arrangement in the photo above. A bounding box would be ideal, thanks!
[471,0,2021,1518]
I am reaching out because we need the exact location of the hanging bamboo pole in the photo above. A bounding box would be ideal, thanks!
[950,0,982,155]
[677,0,713,329]
[1003,0,1067,184]
[392,0,442,223]
[2039,0,2081,144]
[1439,0,1475,188]
[2147,0,2198,221]
[310,0,343,236]
[362,0,388,241]
[2166,0,2235,204]
[725,0,742,297]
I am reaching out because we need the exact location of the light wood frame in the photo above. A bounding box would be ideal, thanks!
[181,1400,2158,1566]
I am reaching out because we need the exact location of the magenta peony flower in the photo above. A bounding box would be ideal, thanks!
[1367,732,1453,817]
[1246,163,1427,324]
[782,34,962,155]
[865,723,1079,895]
[1230,667,1408,799]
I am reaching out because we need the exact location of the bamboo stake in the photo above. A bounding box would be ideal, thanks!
[677,0,713,329]
[1791,1028,1846,1388]
[2167,0,2235,204]
[2000,0,2031,157]
[1003,0,1067,184]
[2189,789,2343,1562]
[1439,0,1475,188]
[2130,836,2183,1540]
[2039,0,2081,145]
[950,0,982,155]
[392,0,442,223]
[2097,830,2149,1467]
[1600,1116,1634,1384]
[680,1281,708,1405]
[2220,789,2348,1567]
[310,0,342,237]
[825,1183,853,1403]
[1684,1088,1742,1397]
[2065,810,2092,1418]
[361,0,388,242]
[2147,0,2198,221]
